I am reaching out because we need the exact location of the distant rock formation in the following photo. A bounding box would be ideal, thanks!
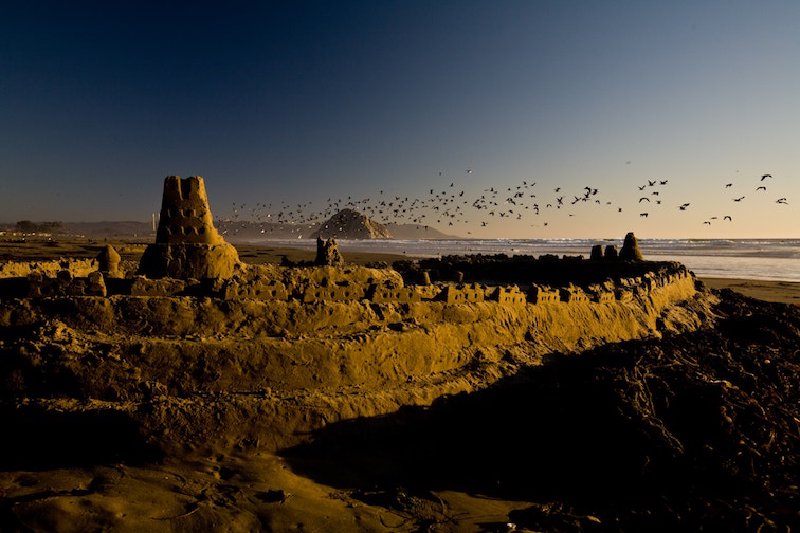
[619,232,643,261]
[138,176,240,279]
[314,237,344,266]
[311,208,392,240]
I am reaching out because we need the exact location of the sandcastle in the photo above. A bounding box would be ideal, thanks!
[0,176,711,477]
[138,176,240,279]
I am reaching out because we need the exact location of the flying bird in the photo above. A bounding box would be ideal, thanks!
[761,173,772,181]
[724,216,732,221]
[733,196,745,202]
[639,197,650,203]
[756,186,766,191]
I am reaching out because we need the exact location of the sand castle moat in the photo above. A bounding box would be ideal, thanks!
[0,177,710,457]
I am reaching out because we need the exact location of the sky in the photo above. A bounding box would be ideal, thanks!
[1,1,798,239]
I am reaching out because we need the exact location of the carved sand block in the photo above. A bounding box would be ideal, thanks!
[495,286,527,305]
[528,285,561,304]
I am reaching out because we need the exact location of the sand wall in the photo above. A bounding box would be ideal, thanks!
[1,271,699,395]
[0,265,709,453]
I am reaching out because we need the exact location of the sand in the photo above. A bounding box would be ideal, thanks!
[2,236,800,530]
[701,277,800,306]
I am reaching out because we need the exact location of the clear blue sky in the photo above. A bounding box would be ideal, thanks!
[1,1,798,238]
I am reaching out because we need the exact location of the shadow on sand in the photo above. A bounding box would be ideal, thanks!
[0,405,160,471]
[280,349,698,518]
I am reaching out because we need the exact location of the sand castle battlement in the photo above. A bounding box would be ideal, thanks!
[0,257,696,309]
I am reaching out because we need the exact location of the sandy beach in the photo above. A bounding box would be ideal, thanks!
[2,234,800,530]
[701,277,800,306]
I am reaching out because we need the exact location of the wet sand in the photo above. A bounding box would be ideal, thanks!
[701,277,800,306]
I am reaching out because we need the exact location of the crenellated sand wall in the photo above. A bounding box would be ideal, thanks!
[0,261,710,453]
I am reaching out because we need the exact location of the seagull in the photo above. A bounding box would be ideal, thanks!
[703,221,712,225]
[724,216,732,221]
[659,180,669,185]
[640,213,649,217]
[639,197,651,203]
[756,186,766,191]
[725,183,733,188]
[733,196,745,202]
[776,198,788,204]
[761,173,772,181]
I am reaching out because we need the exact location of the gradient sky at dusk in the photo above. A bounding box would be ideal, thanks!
[1,1,798,238]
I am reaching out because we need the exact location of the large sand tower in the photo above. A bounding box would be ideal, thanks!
[138,176,240,279]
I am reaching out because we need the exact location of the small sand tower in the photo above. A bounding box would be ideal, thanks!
[138,176,240,279]
[619,232,644,261]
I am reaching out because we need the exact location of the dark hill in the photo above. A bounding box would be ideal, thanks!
[310,209,392,240]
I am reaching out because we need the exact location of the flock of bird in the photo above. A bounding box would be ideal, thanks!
[216,169,791,238]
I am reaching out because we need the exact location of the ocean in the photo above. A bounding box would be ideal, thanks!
[252,238,800,283]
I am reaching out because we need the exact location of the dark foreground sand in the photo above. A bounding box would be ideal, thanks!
[2,289,798,531]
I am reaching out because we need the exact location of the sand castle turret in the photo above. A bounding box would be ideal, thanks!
[138,176,240,279]
[97,244,122,277]
[619,232,643,261]
[315,237,344,266]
